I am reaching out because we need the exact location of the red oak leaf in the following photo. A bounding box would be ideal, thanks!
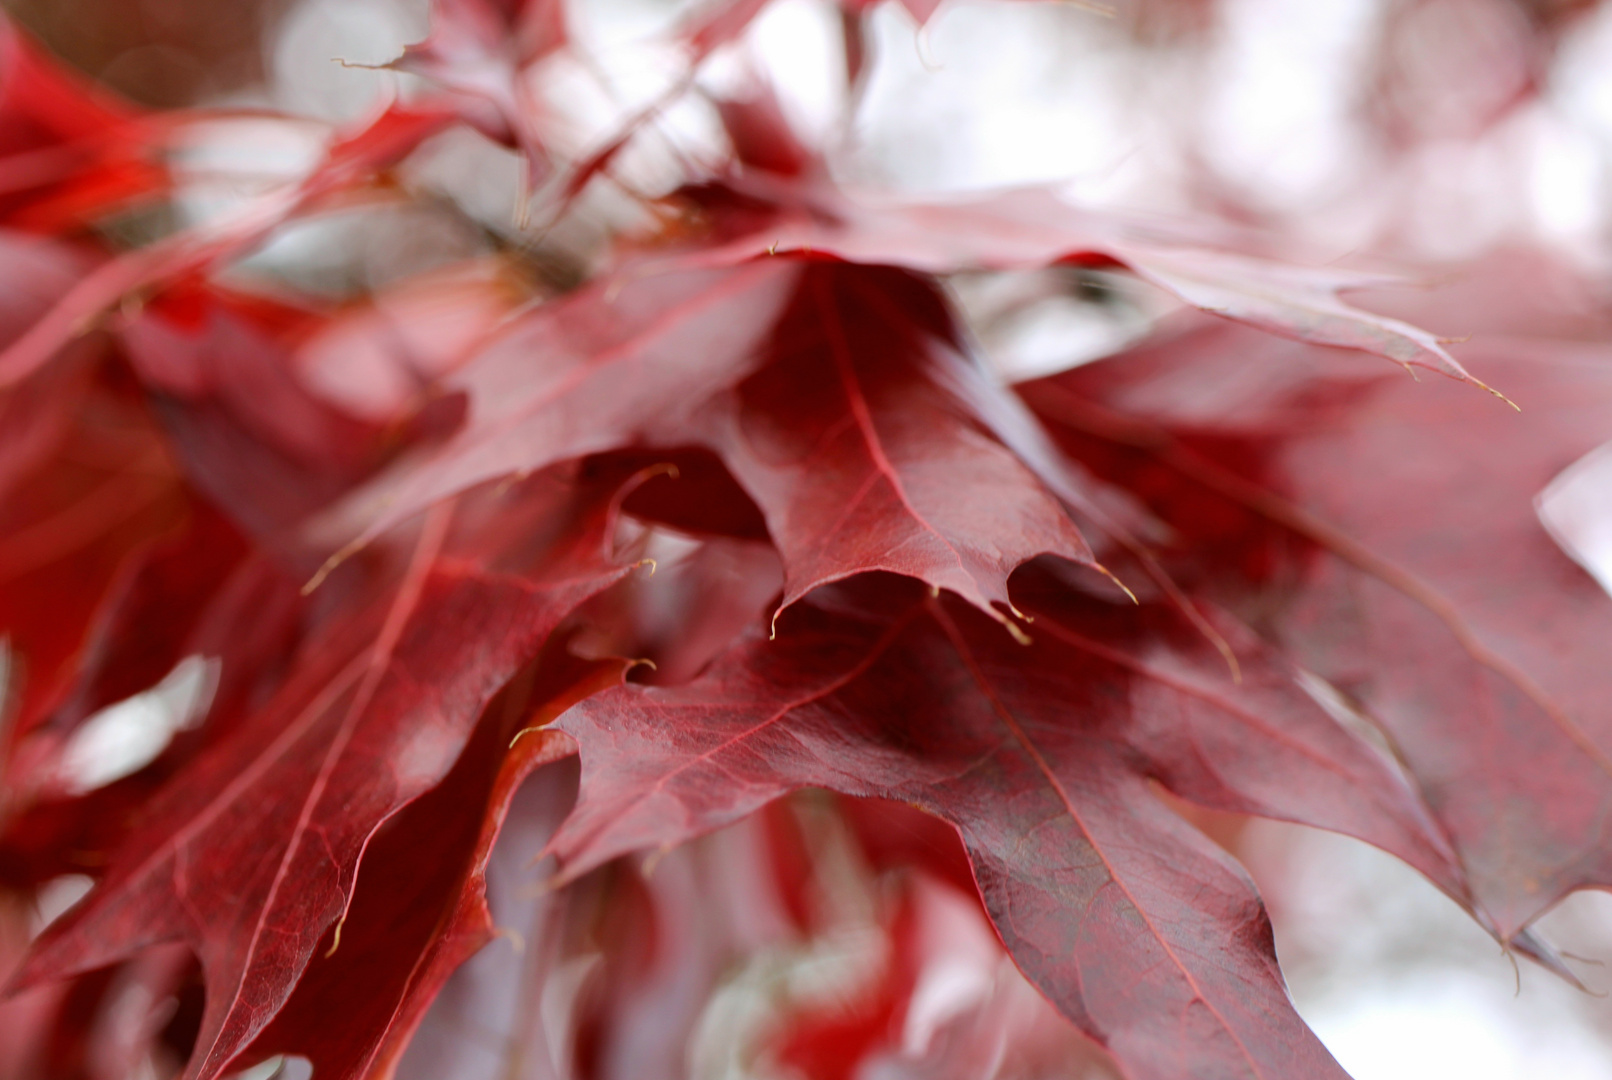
[544,571,1472,1080]
[324,261,1099,629]
[232,651,620,1080]
[9,469,638,1080]
[313,259,802,557]
[666,181,1504,398]
[0,503,303,888]
[1025,309,1612,939]
[118,284,399,542]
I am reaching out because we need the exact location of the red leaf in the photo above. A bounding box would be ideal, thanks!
[390,0,566,178]
[120,285,398,540]
[0,278,186,742]
[0,503,302,888]
[546,572,1469,1080]
[704,265,1094,624]
[0,230,96,502]
[668,182,1504,397]
[0,102,453,391]
[234,652,620,1080]
[327,262,1097,627]
[10,470,637,1080]
[1028,311,1612,938]
[313,259,802,562]
[386,258,793,490]
[0,16,168,231]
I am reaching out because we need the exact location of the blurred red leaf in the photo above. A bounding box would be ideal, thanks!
[667,181,1507,397]
[390,0,566,178]
[1026,310,1612,939]
[10,471,636,1080]
[0,16,168,232]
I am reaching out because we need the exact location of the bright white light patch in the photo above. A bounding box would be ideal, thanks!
[30,874,93,937]
[232,1055,313,1080]
[1310,972,1612,1080]
[60,655,219,795]
[1537,440,1612,597]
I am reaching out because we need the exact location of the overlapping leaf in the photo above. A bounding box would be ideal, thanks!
[6,5,1612,1080]
[1025,314,1612,937]
[668,181,1501,396]
[324,260,1098,627]
[233,653,618,1080]
[0,234,186,742]
[546,571,1471,1080]
[318,259,801,549]
[11,471,638,1080]
[697,264,1096,622]
[389,0,565,177]
[0,504,303,889]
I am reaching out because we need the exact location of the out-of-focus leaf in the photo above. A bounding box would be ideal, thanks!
[0,102,454,390]
[390,0,566,178]
[10,471,636,1080]
[1026,312,1612,937]
[0,16,168,232]
[666,182,1502,396]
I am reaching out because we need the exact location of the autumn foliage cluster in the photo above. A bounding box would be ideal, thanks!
[4,1,1612,1078]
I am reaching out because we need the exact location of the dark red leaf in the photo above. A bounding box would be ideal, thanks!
[327,261,1097,627]
[0,503,303,889]
[10,470,637,1080]
[0,349,186,742]
[702,264,1094,624]
[119,284,398,541]
[235,652,619,1080]
[546,572,1471,1080]
[317,259,802,557]
[1028,311,1612,938]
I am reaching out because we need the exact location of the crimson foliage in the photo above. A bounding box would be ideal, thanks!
[2,3,1610,1079]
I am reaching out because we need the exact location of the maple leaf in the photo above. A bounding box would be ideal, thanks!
[545,570,1470,1080]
